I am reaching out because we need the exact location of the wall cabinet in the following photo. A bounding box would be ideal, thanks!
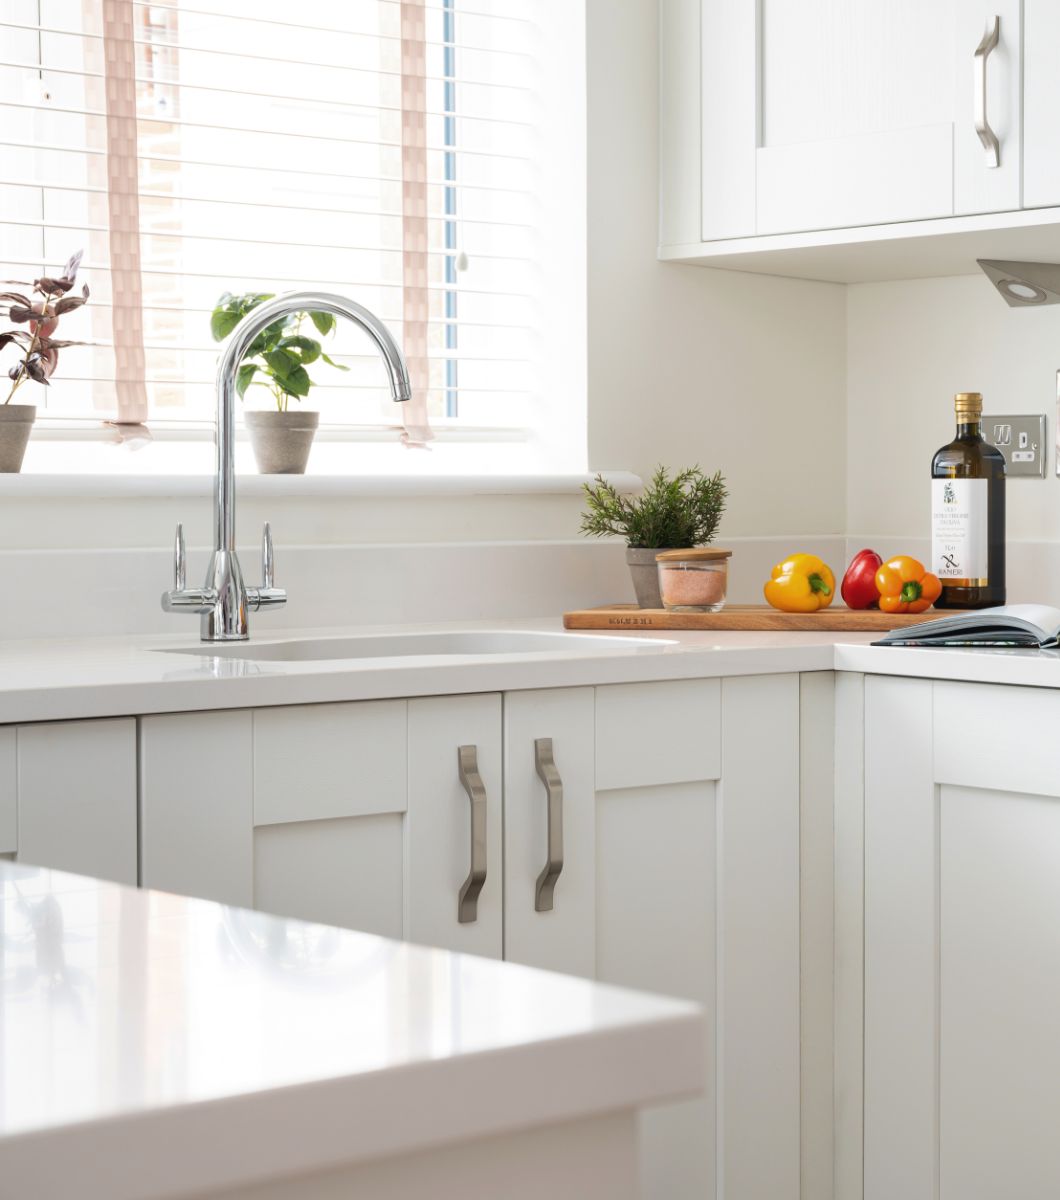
[851,674,1060,1200]
[140,696,503,959]
[660,0,1060,278]
[0,718,136,884]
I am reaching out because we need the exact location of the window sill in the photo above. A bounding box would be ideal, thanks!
[0,470,641,500]
[11,425,600,489]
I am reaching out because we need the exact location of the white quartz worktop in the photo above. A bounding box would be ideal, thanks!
[2,618,1059,724]
[0,861,703,1200]
[0,619,860,724]
[833,639,1060,688]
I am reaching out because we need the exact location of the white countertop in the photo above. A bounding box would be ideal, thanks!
[0,619,861,724]
[1,618,1058,725]
[833,639,1060,687]
[0,861,703,1200]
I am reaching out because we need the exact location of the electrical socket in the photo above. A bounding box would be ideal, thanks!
[982,413,1046,478]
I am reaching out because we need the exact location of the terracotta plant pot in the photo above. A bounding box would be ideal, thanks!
[626,546,681,609]
[0,404,36,473]
[244,409,320,474]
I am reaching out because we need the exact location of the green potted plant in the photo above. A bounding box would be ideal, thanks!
[210,291,348,474]
[0,251,89,472]
[580,466,728,608]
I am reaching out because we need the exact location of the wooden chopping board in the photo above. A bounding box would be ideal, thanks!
[563,604,940,632]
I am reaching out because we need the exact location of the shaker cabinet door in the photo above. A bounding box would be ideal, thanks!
[252,701,409,939]
[502,687,596,977]
[1022,0,1060,209]
[142,703,409,939]
[406,694,503,959]
[684,0,1023,243]
[140,696,503,959]
[863,677,1060,1200]
[11,718,137,884]
[140,709,255,906]
[700,0,960,239]
[952,0,1022,217]
[504,676,805,1200]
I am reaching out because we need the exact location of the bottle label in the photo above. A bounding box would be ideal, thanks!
[931,478,988,585]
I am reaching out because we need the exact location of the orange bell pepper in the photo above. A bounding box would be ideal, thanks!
[874,556,942,614]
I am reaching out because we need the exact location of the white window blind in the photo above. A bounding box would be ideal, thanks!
[1,0,586,465]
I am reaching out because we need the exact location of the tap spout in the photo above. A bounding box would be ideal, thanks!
[162,290,411,641]
[214,291,412,553]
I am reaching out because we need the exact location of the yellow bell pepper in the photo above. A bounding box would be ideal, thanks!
[764,553,836,612]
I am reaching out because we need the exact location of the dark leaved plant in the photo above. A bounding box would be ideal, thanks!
[1,250,89,403]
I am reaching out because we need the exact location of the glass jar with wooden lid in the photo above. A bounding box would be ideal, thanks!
[656,548,732,612]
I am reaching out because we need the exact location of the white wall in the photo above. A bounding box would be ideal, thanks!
[847,274,1060,543]
[585,0,848,538]
[16,4,1045,607]
[1,0,848,563]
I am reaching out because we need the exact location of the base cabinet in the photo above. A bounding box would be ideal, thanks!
[0,719,136,884]
[505,676,805,1200]
[136,672,823,1200]
[140,695,503,958]
[860,675,1060,1200]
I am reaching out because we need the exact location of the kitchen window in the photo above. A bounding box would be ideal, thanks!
[0,0,587,474]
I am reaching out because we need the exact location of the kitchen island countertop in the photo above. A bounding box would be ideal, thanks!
[0,861,703,1200]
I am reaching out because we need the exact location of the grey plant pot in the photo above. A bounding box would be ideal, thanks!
[626,546,680,609]
[244,408,320,475]
[0,404,36,473]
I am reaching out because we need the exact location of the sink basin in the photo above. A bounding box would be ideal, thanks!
[160,629,670,662]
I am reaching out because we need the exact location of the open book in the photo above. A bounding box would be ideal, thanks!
[874,604,1060,649]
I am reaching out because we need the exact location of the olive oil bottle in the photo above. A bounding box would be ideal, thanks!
[931,392,1006,608]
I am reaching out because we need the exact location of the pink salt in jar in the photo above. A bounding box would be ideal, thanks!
[656,548,732,612]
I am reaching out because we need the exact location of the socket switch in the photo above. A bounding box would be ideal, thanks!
[983,413,1046,478]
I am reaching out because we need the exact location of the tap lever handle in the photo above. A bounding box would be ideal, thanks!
[262,522,275,589]
[174,523,186,591]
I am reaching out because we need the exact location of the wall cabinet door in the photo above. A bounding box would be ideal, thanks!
[0,719,137,884]
[863,676,1060,1200]
[140,696,502,958]
[505,676,804,1200]
[1022,0,1060,208]
[687,0,1021,243]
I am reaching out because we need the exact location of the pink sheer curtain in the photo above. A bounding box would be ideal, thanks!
[100,0,150,440]
[93,0,434,446]
[398,0,436,448]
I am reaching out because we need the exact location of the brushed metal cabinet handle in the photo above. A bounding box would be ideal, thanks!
[534,738,564,912]
[457,744,487,924]
[974,15,1001,169]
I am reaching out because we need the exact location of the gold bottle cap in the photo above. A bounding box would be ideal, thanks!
[954,391,983,415]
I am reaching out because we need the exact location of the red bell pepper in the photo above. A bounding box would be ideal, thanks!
[841,548,883,609]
